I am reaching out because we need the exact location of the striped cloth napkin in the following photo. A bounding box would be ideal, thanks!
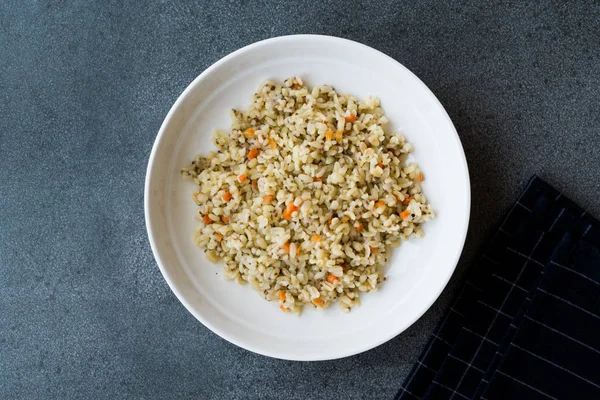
[396,176,600,400]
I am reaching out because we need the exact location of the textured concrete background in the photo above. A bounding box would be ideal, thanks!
[1,1,599,399]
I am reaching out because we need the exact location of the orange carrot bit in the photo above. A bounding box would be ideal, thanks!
[342,215,350,222]
[278,290,286,301]
[269,137,277,150]
[312,297,324,306]
[403,197,413,205]
[238,174,247,183]
[263,194,274,203]
[328,216,333,225]
[203,215,213,224]
[311,235,321,243]
[282,209,292,220]
[251,180,258,190]
[418,173,424,182]
[356,222,363,232]
[282,242,291,253]
[400,210,410,220]
[214,233,223,241]
[375,200,386,208]
[221,215,230,224]
[222,191,232,201]
[248,148,259,160]
[327,274,338,283]
[369,246,376,253]
[280,305,291,312]
[313,177,323,182]
[378,162,385,169]
[335,130,343,143]
[345,113,357,122]
[325,130,333,141]
[243,127,255,139]
[282,203,298,220]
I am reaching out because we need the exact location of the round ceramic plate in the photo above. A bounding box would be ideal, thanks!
[145,35,470,361]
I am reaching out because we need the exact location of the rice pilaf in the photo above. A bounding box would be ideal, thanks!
[182,77,434,314]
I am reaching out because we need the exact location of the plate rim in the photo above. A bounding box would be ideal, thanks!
[144,34,471,360]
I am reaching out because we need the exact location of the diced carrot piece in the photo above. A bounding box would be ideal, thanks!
[282,242,291,253]
[282,203,298,220]
[203,215,212,224]
[312,297,324,306]
[248,148,259,160]
[400,210,410,219]
[345,114,357,122]
[263,194,274,203]
[335,130,343,143]
[252,180,258,190]
[243,127,255,139]
[342,215,350,222]
[222,191,232,201]
[269,137,277,150]
[369,246,376,253]
[313,177,322,182]
[418,173,424,182]
[280,305,291,312]
[278,290,286,301]
[214,233,223,241]
[403,197,413,205]
[356,223,363,232]
[378,162,385,169]
[221,215,229,223]
[312,235,321,243]
[375,200,386,208]
[325,130,333,141]
[327,274,338,283]
[238,174,247,183]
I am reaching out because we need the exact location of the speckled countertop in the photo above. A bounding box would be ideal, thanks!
[1,1,599,399]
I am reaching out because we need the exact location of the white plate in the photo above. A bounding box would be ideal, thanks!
[145,35,470,361]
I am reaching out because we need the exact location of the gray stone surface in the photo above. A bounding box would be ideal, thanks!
[1,1,599,399]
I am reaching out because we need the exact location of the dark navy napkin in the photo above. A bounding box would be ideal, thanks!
[396,176,600,400]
